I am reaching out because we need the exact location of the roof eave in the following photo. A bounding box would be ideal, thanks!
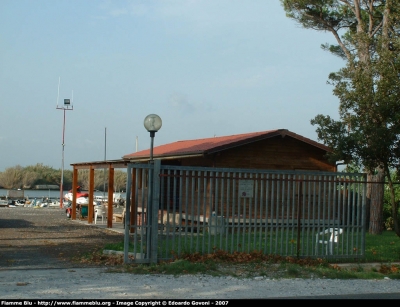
[125,153,204,163]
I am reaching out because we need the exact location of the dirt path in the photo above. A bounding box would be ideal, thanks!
[0,207,124,270]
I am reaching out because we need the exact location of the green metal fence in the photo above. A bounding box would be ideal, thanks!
[124,160,367,263]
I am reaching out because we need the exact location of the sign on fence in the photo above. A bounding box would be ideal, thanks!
[239,180,254,198]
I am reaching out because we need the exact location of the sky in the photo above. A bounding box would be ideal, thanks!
[0,0,345,172]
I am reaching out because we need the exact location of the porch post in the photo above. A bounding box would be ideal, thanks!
[88,167,95,224]
[107,165,114,228]
[71,167,78,220]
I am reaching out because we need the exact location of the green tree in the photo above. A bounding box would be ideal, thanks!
[0,164,75,191]
[114,170,127,192]
[97,169,108,192]
[311,39,400,236]
[77,169,90,191]
[75,169,109,192]
[0,165,24,189]
[383,171,400,230]
[62,169,73,190]
[281,0,400,235]
[24,163,60,185]
[22,171,39,189]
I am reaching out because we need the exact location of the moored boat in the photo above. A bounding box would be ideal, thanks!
[64,186,90,205]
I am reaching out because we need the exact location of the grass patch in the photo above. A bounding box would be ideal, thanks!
[91,230,400,279]
[364,231,400,262]
[78,249,400,279]
[105,230,400,263]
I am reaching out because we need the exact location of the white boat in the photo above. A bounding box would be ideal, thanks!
[15,199,27,206]
[94,193,125,206]
[94,195,107,202]
[64,192,96,205]
[39,199,60,207]
[48,199,60,207]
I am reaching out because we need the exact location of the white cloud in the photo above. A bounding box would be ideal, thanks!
[168,92,216,113]
[168,92,195,111]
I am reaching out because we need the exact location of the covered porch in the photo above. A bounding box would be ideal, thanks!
[69,159,130,229]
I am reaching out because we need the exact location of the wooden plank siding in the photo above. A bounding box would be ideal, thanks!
[179,136,335,172]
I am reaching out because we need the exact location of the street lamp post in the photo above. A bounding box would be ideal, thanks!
[143,114,162,261]
[57,98,73,209]
[144,114,162,161]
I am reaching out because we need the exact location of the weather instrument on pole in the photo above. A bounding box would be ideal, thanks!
[56,77,74,209]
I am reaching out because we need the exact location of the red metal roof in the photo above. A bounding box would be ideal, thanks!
[123,129,331,161]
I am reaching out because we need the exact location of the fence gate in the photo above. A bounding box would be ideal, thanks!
[123,160,367,264]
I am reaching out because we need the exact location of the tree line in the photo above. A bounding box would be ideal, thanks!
[0,163,127,192]
[282,0,400,236]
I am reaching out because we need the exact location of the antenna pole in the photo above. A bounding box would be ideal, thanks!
[57,89,74,209]
[56,77,60,107]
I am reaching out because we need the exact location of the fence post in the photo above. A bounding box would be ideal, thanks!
[150,159,161,263]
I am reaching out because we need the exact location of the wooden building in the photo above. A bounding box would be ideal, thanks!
[70,129,339,227]
[122,129,340,223]
[123,129,335,171]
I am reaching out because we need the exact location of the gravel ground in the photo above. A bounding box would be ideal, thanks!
[1,268,400,299]
[0,206,124,269]
[1,207,400,300]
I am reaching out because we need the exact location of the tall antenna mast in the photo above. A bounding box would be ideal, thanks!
[56,77,60,107]
[56,78,74,209]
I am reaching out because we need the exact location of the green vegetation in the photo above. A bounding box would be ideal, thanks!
[0,163,127,192]
[365,231,400,263]
[79,231,400,279]
[104,230,399,263]
[0,164,71,190]
[383,172,400,231]
[282,0,400,236]
[84,230,400,279]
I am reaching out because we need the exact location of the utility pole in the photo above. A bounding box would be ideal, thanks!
[56,77,73,209]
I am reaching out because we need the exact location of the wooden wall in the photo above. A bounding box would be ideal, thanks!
[175,136,335,171]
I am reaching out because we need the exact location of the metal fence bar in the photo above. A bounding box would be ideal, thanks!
[265,173,271,255]
[230,172,236,254]
[202,171,207,254]
[195,170,201,252]
[247,173,252,253]
[290,174,296,256]
[361,176,367,256]
[188,170,193,249]
[123,164,132,264]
